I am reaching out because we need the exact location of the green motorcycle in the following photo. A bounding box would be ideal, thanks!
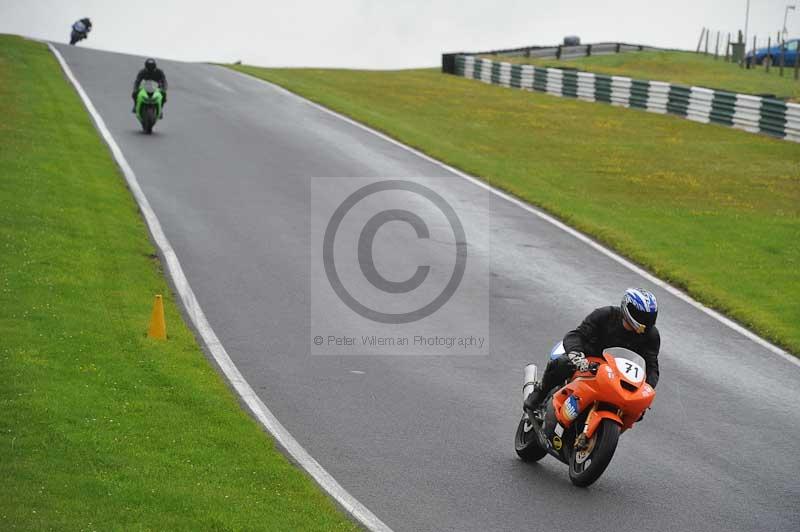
[135,80,164,134]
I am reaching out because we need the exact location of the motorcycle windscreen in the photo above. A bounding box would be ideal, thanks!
[141,80,159,94]
[604,347,647,385]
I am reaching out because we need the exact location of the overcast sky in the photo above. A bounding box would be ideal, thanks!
[1,1,797,68]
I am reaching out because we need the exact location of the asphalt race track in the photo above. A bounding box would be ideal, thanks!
[55,44,800,532]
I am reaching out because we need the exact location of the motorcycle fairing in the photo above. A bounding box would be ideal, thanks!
[551,351,655,437]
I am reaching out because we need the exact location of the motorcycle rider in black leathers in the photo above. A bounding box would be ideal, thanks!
[70,18,92,45]
[524,288,660,415]
[74,18,92,33]
[131,58,168,114]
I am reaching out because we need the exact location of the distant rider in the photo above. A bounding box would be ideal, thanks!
[131,58,168,114]
[524,288,661,415]
[70,17,92,44]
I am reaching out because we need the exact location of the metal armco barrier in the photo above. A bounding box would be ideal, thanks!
[450,55,800,143]
[445,42,666,62]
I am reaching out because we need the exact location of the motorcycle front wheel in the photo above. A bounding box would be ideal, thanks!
[514,414,547,462]
[142,106,156,134]
[568,418,620,487]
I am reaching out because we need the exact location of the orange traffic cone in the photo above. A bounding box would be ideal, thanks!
[148,294,166,340]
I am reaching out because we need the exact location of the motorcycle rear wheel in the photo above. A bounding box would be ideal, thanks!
[568,418,620,487]
[514,414,547,462]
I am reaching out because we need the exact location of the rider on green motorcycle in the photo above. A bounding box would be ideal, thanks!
[131,58,168,114]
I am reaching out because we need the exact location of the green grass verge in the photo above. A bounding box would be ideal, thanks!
[491,51,800,101]
[0,35,356,531]
[230,64,800,355]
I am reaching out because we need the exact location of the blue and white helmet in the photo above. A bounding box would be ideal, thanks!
[621,288,658,333]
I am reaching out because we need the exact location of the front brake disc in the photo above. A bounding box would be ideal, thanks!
[573,433,597,464]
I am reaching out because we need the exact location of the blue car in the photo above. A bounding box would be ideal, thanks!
[746,38,799,66]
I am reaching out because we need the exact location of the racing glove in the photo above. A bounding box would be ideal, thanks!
[567,350,590,372]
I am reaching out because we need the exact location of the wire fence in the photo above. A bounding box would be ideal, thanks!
[696,27,799,80]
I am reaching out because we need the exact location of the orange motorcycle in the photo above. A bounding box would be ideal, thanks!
[514,343,656,486]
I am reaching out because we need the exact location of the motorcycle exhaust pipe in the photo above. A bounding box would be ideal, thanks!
[523,363,538,403]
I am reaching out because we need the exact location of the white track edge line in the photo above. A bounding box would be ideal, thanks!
[224,65,798,368]
[48,44,393,532]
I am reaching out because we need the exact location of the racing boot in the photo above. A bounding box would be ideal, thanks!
[523,386,546,413]
[523,360,565,412]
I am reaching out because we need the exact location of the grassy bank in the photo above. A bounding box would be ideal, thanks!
[491,51,800,101]
[0,35,356,531]
[230,64,800,354]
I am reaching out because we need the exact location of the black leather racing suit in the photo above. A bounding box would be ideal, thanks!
[527,306,660,409]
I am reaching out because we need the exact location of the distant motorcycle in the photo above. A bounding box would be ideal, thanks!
[134,80,164,134]
[69,20,90,45]
[514,343,656,487]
